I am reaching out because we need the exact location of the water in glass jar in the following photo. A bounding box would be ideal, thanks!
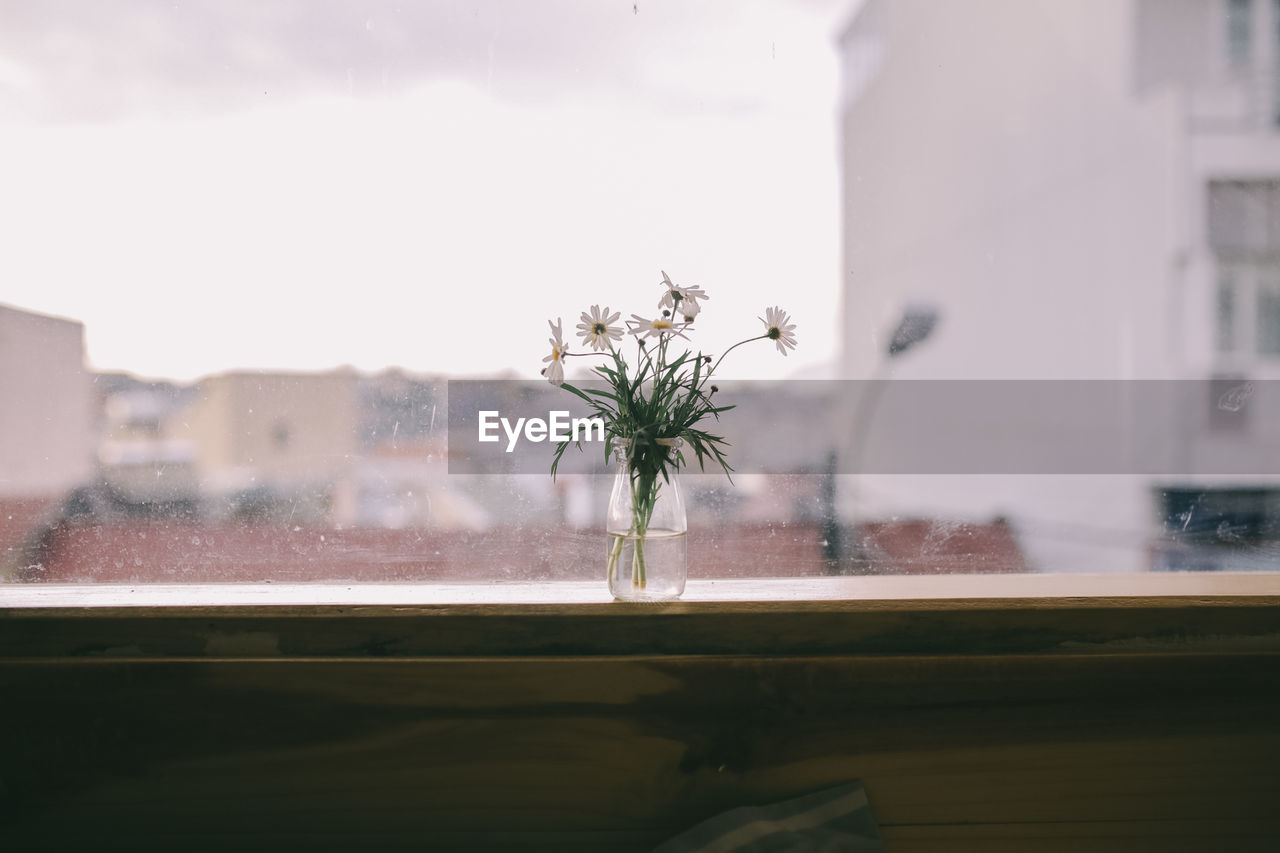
[607,529,687,601]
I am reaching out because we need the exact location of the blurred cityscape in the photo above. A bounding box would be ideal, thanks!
[5,0,1280,581]
[0,302,1030,582]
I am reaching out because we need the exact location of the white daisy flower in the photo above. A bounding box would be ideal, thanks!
[658,270,708,314]
[541,318,567,385]
[627,314,690,341]
[575,305,623,352]
[677,298,701,323]
[760,306,798,356]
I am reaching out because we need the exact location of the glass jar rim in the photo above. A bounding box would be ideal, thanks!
[613,436,683,449]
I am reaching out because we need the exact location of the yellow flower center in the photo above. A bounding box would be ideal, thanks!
[552,345,563,361]
[652,320,673,331]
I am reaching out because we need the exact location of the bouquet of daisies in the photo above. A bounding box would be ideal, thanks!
[541,272,797,561]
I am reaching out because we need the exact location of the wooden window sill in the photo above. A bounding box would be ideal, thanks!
[4,570,1280,606]
[3,574,1279,659]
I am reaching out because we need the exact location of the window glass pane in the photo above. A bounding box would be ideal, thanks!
[1228,0,1253,67]
[1257,267,1280,354]
[1218,270,1238,353]
[1208,183,1245,250]
[1268,181,1280,246]
[1208,181,1273,252]
[3,0,1280,589]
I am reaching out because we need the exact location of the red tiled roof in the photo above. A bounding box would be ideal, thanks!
[29,520,833,583]
[22,517,1026,583]
[0,495,65,575]
[855,518,1027,574]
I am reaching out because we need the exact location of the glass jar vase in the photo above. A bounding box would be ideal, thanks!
[605,438,687,601]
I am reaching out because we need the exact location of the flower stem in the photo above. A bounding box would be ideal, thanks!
[634,536,647,588]
[607,532,625,586]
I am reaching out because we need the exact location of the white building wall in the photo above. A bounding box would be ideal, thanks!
[836,0,1213,572]
[841,0,1183,382]
[0,304,94,496]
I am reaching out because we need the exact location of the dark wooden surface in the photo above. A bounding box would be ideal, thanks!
[2,580,1279,851]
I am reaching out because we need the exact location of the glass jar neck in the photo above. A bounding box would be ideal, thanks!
[613,437,683,468]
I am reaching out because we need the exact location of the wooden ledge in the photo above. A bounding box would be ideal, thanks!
[3,575,1279,660]
[3,571,1280,610]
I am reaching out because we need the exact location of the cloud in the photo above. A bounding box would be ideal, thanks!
[0,0,843,122]
[0,0,846,381]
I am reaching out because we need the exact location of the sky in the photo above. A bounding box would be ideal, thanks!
[0,0,851,383]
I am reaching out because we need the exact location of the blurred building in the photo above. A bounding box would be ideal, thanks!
[0,303,94,578]
[0,303,94,497]
[95,373,200,513]
[176,370,361,524]
[837,0,1280,571]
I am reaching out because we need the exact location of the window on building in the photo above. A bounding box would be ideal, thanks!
[1258,268,1280,354]
[1209,181,1280,358]
[1228,0,1254,68]
[1218,271,1239,353]
[272,421,292,452]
